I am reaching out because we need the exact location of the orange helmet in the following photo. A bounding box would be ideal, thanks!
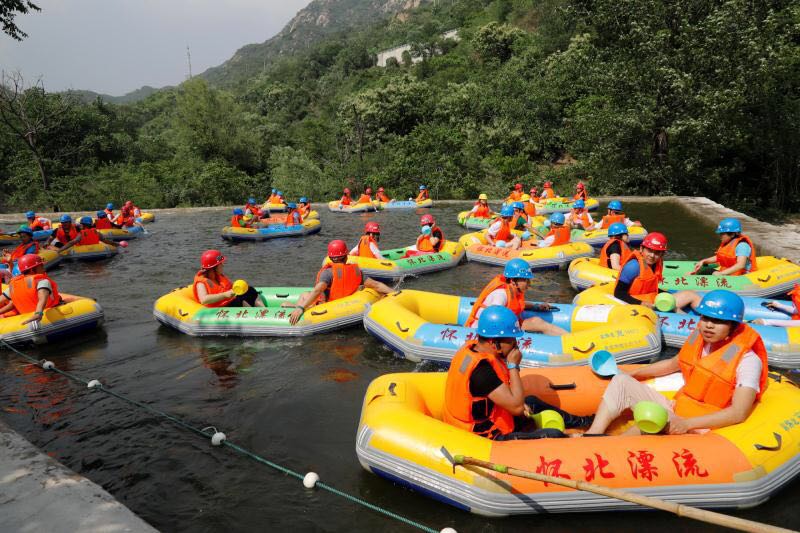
[18,254,43,273]
[641,232,668,251]
[200,249,226,270]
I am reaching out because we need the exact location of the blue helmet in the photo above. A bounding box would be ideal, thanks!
[248,197,257,204]
[17,225,33,236]
[504,258,534,279]
[419,185,427,190]
[607,222,629,237]
[60,214,72,223]
[299,197,308,203]
[80,216,93,225]
[572,199,585,209]
[277,191,283,196]
[550,212,565,225]
[288,202,298,209]
[96,211,107,218]
[271,188,277,193]
[716,217,742,234]
[476,306,523,339]
[233,208,244,215]
[696,290,744,323]
[106,203,114,210]
[25,210,35,219]
[500,205,515,217]
[512,202,525,210]
[608,200,623,211]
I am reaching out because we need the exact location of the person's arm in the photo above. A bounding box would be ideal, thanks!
[765,301,795,314]
[669,387,757,434]
[370,242,383,259]
[195,283,234,306]
[485,224,498,245]
[289,281,328,325]
[627,355,680,380]
[349,244,359,255]
[714,255,747,276]
[693,255,717,273]
[613,278,645,305]
[21,286,51,325]
[537,235,555,248]
[486,348,526,416]
[364,277,394,295]
[60,234,82,253]
[99,234,118,247]
[625,217,642,227]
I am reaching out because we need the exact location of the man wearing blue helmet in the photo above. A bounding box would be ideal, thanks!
[298,197,312,217]
[230,207,255,228]
[444,305,591,440]
[593,200,641,230]
[537,213,571,248]
[692,218,757,276]
[598,222,631,270]
[584,290,768,436]
[564,199,594,230]
[25,211,51,231]
[415,184,429,202]
[486,206,521,250]
[1,225,39,270]
[464,258,567,336]
[58,216,118,254]
[284,203,303,226]
[243,197,262,219]
[45,215,78,250]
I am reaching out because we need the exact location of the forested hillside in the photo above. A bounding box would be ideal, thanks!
[1,0,797,214]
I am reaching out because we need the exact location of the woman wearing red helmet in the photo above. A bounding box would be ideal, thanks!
[376,187,391,203]
[506,182,523,203]
[573,181,588,201]
[288,240,394,325]
[415,214,445,253]
[0,254,62,322]
[351,222,383,259]
[540,180,556,200]
[193,250,264,308]
[338,188,352,208]
[357,188,373,204]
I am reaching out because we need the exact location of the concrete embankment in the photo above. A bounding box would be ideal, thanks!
[0,418,157,533]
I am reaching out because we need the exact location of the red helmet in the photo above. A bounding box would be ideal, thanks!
[530,187,538,193]
[327,240,348,258]
[343,188,351,194]
[420,214,435,226]
[514,183,523,190]
[18,254,43,273]
[365,187,373,194]
[544,181,552,187]
[377,187,384,192]
[641,232,668,251]
[125,200,133,207]
[365,221,381,234]
[200,249,226,269]
[576,182,584,189]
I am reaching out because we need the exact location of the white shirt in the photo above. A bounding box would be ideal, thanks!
[565,211,594,225]
[594,217,635,230]
[537,235,556,248]
[471,289,508,323]
[699,344,762,393]
[487,220,503,237]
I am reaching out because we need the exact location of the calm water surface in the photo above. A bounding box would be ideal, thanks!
[0,202,797,532]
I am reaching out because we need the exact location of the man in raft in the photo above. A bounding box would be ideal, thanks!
[415,184,429,202]
[506,182,523,203]
[193,250,265,309]
[230,208,255,228]
[284,203,303,226]
[598,222,631,271]
[46,215,78,250]
[59,217,119,253]
[465,258,567,336]
[376,187,391,203]
[1,226,39,270]
[0,254,62,323]
[564,199,594,230]
[350,222,383,259]
[584,290,768,436]
[486,206,521,250]
[539,180,556,199]
[25,211,51,231]
[288,240,394,325]
[536,213,571,248]
[95,211,116,229]
[298,197,312,217]
[593,200,641,230]
[692,218,757,276]
[444,305,593,440]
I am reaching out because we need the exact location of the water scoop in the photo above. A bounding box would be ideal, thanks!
[589,350,618,377]
[232,280,249,296]
[633,400,669,434]
[654,292,676,312]
[528,409,565,432]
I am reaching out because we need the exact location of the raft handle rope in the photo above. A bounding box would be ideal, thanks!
[3,341,449,533]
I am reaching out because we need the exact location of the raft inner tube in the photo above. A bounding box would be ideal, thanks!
[324,241,465,282]
[459,231,594,270]
[0,292,104,345]
[221,219,321,241]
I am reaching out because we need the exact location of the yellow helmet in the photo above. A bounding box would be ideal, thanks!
[521,194,531,201]
[243,214,253,221]
[478,193,488,200]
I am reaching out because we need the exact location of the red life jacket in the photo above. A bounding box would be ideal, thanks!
[315,263,362,302]
[715,235,757,275]
[79,228,100,246]
[473,203,491,218]
[416,226,444,252]
[443,340,515,438]
[600,213,625,229]
[192,271,234,308]
[618,250,663,304]
[674,324,768,418]
[55,226,78,243]
[598,238,632,269]
[465,275,526,328]
[544,226,571,246]
[8,273,61,314]
[340,195,352,206]
[95,218,113,229]
[356,235,381,259]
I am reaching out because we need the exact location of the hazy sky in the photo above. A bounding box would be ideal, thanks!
[0,0,311,95]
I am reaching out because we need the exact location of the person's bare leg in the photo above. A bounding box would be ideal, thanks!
[673,290,702,313]
[521,316,567,336]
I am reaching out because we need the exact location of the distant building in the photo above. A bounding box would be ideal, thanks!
[375,29,460,67]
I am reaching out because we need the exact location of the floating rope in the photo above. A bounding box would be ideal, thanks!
[1,340,447,533]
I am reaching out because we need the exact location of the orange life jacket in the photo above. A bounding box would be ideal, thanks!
[541,186,556,199]
[524,202,536,217]
[231,215,246,227]
[315,263,362,302]
[600,213,625,229]
[598,238,632,269]
[8,273,61,314]
[285,209,302,226]
[340,195,352,206]
[619,250,663,304]
[715,235,757,275]
[491,218,512,242]
[789,284,800,320]
[544,226,571,246]
[79,228,100,246]
[357,194,372,204]
[115,212,135,227]
[356,235,381,259]
[95,218,113,229]
[55,226,78,243]
[9,241,39,262]
[443,340,515,438]
[299,203,311,216]
[569,210,592,230]
[674,324,768,418]
[465,275,526,328]
[377,192,391,202]
[506,191,522,202]
[29,217,51,231]
[416,190,429,202]
[193,271,234,308]
[511,212,528,230]
[573,189,588,201]
[416,226,445,252]
[473,203,491,218]
[244,204,261,218]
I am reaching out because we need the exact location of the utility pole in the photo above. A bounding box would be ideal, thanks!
[186,45,193,79]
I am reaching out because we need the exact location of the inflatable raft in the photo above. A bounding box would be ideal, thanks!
[153,286,381,336]
[221,219,321,241]
[534,197,600,214]
[60,243,118,262]
[0,229,53,245]
[357,367,800,516]
[0,249,64,278]
[457,212,548,231]
[261,202,288,213]
[138,212,155,223]
[328,241,466,282]
[97,226,143,242]
[327,201,378,213]
[0,292,104,345]
[568,226,648,247]
[568,256,800,297]
[458,231,594,270]
[363,290,660,366]
[257,211,319,225]
[378,199,433,210]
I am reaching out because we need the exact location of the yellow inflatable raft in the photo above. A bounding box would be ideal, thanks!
[0,292,104,345]
[324,241,465,282]
[138,212,155,223]
[364,289,660,366]
[358,367,800,516]
[327,200,378,213]
[1,249,64,278]
[153,286,381,336]
[60,243,118,262]
[458,231,594,270]
[568,256,800,298]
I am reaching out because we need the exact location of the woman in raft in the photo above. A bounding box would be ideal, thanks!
[193,250,265,308]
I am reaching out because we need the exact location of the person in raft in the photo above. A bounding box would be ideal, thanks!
[59,217,118,253]
[613,232,699,311]
[193,250,264,309]
[537,213,571,248]
[288,240,394,325]
[584,290,768,436]
[415,184,429,202]
[0,254,63,322]
[376,187,391,203]
[284,203,303,226]
[104,203,115,219]
[593,200,642,230]
[350,221,383,259]
[230,208,256,228]
[444,305,593,440]
[521,193,536,217]
[266,188,279,203]
[1,226,39,269]
[573,181,588,201]
[25,211,51,231]
[469,194,492,218]
[529,187,539,201]
[564,199,594,230]
[754,284,800,327]
[510,202,530,231]
[45,215,78,250]
[506,182,523,203]
[414,214,445,253]
[486,206,521,250]
[356,187,373,204]
[539,180,556,199]
[297,197,312,217]
[465,258,567,336]
[598,222,631,271]
[94,211,116,230]
[243,197,262,218]
[692,218,757,276]
[338,188,353,208]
